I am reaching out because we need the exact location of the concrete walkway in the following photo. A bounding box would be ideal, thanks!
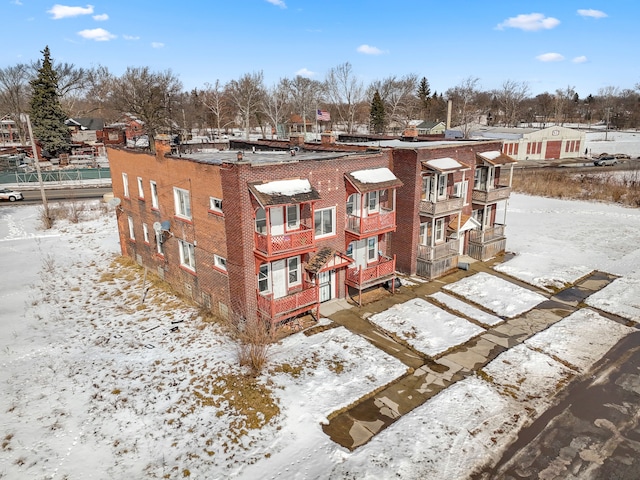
[321,262,619,450]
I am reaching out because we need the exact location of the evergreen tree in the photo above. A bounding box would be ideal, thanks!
[29,46,71,156]
[369,90,386,134]
[417,76,431,117]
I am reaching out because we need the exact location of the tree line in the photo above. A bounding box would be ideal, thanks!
[2,47,640,155]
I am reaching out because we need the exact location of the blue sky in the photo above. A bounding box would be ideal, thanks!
[3,0,638,97]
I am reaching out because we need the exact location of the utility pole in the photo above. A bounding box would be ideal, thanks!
[24,114,50,222]
[605,108,611,141]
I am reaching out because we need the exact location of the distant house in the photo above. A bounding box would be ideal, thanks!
[416,121,446,136]
[66,118,105,143]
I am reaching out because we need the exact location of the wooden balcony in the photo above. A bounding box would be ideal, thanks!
[419,195,463,216]
[471,185,511,204]
[257,282,319,325]
[468,224,507,261]
[254,225,315,258]
[468,224,505,244]
[416,239,460,261]
[345,208,396,238]
[345,255,396,290]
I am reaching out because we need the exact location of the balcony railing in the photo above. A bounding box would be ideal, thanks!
[419,195,463,216]
[254,225,314,257]
[345,208,396,236]
[416,239,460,261]
[468,224,505,244]
[257,282,319,324]
[345,255,396,289]
[471,185,511,204]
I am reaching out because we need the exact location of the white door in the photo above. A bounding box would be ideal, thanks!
[272,259,287,299]
[458,232,465,255]
[270,207,284,235]
[351,239,368,269]
[318,271,333,302]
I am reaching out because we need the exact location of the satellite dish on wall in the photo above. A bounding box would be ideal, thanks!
[153,222,162,233]
[107,197,121,207]
[160,220,171,231]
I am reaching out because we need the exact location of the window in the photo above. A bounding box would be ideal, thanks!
[437,174,447,198]
[255,208,267,234]
[137,177,144,199]
[288,256,300,286]
[366,191,379,213]
[286,205,299,230]
[143,223,150,243]
[150,181,159,209]
[314,207,335,238]
[209,197,223,214]
[435,218,445,242]
[258,264,270,293]
[127,216,135,240]
[346,194,359,216]
[422,176,434,201]
[122,173,130,198]
[484,205,493,227]
[173,187,192,219]
[419,223,429,245]
[346,242,354,258]
[461,180,469,205]
[178,240,196,271]
[367,237,378,261]
[155,232,164,255]
[213,254,227,272]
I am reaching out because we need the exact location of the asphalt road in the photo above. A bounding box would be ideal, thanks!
[14,186,112,203]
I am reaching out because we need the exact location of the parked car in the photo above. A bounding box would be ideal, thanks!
[0,188,24,202]
[593,156,617,167]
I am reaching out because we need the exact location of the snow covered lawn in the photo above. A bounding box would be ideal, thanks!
[443,272,547,318]
[585,277,640,321]
[368,298,485,357]
[430,291,503,326]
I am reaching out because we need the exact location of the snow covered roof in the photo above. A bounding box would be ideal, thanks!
[422,157,469,172]
[249,178,321,206]
[345,167,403,193]
[476,151,517,166]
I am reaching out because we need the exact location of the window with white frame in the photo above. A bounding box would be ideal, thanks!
[461,180,469,205]
[422,176,434,201]
[213,254,227,271]
[143,223,150,243]
[178,240,196,271]
[258,264,270,293]
[286,205,299,230]
[484,205,493,227]
[122,173,130,198]
[346,194,359,216]
[366,190,379,213]
[367,237,378,261]
[314,207,335,238]
[346,241,354,258]
[419,223,429,245]
[437,174,447,199]
[209,197,223,214]
[127,216,135,240]
[435,218,445,242]
[173,187,192,219]
[137,176,144,199]
[150,181,159,209]
[255,208,267,234]
[288,256,300,286]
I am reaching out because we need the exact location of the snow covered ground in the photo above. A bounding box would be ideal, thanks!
[1,191,639,479]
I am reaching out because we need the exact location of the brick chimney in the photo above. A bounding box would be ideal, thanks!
[155,137,171,160]
[321,131,335,145]
[289,134,305,147]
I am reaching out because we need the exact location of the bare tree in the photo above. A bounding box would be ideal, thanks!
[226,71,265,140]
[367,74,419,133]
[0,64,32,143]
[493,79,530,127]
[110,67,183,151]
[287,75,324,135]
[446,76,482,139]
[262,78,290,139]
[198,80,234,137]
[324,62,366,134]
[553,86,577,125]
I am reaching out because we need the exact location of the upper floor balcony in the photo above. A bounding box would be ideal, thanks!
[471,185,511,204]
[345,208,396,238]
[419,195,463,217]
[254,225,315,259]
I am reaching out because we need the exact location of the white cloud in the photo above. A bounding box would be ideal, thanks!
[295,68,315,77]
[93,13,108,21]
[577,9,607,19]
[572,55,588,63]
[12,0,23,5]
[48,4,94,19]
[123,34,140,41]
[266,0,286,7]
[77,28,115,41]
[497,13,560,31]
[151,42,164,49]
[536,52,565,62]
[357,44,386,55]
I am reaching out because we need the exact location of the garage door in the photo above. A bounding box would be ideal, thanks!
[545,140,562,159]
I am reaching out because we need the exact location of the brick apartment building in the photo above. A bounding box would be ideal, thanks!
[108,138,515,326]
[108,141,403,325]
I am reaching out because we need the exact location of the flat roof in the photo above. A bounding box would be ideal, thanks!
[173,149,360,166]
